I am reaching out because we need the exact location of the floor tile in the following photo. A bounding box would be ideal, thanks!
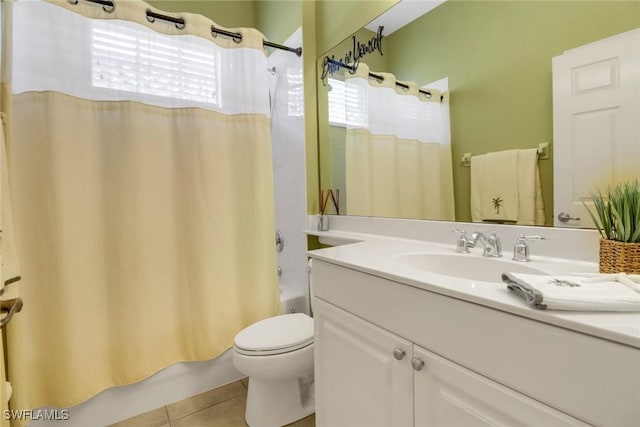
[171,394,248,427]
[108,407,168,427]
[167,380,246,421]
[286,413,316,427]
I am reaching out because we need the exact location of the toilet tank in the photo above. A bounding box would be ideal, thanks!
[279,285,307,315]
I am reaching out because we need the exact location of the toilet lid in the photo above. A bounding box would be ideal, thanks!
[234,313,313,353]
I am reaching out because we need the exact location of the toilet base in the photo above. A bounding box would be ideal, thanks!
[245,373,315,427]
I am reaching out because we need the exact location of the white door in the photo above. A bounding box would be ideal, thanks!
[553,28,640,228]
[313,298,413,427]
[413,346,589,427]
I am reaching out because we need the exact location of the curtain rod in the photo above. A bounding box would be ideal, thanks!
[211,26,302,57]
[326,59,435,100]
[74,0,302,56]
[368,72,433,99]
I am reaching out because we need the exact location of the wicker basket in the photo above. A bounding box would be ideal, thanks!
[599,239,640,274]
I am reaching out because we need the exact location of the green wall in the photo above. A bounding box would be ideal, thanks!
[385,1,640,224]
[147,1,302,45]
[255,0,302,44]
[147,0,256,28]
[315,0,399,56]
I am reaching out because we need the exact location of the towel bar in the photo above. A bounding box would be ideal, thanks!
[461,142,550,166]
[0,298,23,329]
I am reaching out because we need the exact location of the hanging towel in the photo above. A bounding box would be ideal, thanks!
[516,148,545,225]
[470,155,484,223]
[471,149,519,222]
[502,272,640,311]
[471,148,545,225]
[0,120,21,293]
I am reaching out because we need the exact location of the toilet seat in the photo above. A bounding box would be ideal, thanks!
[234,313,313,356]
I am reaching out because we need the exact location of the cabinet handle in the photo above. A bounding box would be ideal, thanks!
[411,357,425,371]
[392,348,406,360]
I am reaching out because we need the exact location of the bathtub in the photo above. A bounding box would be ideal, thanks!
[30,285,307,427]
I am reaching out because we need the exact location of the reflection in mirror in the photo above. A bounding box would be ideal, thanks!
[327,63,454,220]
[317,0,640,227]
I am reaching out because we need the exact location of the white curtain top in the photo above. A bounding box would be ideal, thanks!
[13,0,271,116]
[345,63,448,144]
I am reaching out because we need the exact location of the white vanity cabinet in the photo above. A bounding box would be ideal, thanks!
[311,259,640,427]
[314,298,587,427]
[412,346,588,426]
[314,298,413,427]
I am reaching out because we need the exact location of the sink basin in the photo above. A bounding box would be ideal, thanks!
[393,253,547,283]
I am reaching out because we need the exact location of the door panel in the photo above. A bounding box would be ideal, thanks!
[313,298,413,427]
[553,28,640,227]
[413,346,588,427]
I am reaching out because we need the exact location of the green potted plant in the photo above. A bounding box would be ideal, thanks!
[584,180,640,274]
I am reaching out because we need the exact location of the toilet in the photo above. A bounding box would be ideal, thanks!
[232,312,315,427]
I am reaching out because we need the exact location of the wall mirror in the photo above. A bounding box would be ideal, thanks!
[316,0,640,228]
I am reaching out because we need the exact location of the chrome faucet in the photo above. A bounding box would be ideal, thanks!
[467,231,502,257]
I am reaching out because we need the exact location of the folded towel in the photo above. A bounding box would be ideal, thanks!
[516,148,545,226]
[471,148,545,225]
[470,155,484,223]
[471,150,519,222]
[481,150,519,222]
[502,272,640,311]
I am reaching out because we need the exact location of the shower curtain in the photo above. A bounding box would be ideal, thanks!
[344,64,455,220]
[2,0,280,412]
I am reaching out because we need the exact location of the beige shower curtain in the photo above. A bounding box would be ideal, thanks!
[3,0,280,412]
[346,130,454,219]
[344,65,455,220]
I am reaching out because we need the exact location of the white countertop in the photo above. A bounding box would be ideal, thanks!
[306,229,640,349]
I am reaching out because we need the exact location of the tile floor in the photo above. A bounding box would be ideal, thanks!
[110,378,315,427]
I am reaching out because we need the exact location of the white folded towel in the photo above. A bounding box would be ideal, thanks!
[502,272,640,311]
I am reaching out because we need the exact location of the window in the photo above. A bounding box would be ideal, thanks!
[287,65,304,117]
[91,20,220,106]
[327,77,367,127]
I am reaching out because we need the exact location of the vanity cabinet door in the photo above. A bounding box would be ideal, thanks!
[313,298,413,427]
[413,345,589,427]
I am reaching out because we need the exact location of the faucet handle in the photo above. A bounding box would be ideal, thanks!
[518,233,549,241]
[513,234,548,262]
[453,229,470,254]
[487,231,502,257]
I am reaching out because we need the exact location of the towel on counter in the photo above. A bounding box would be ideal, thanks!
[471,149,545,225]
[502,272,640,311]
